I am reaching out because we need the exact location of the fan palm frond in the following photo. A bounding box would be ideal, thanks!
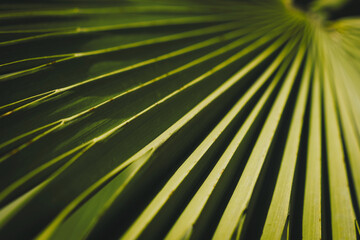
[0,0,359,239]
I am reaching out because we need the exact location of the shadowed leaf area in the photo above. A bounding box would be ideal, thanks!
[0,0,359,239]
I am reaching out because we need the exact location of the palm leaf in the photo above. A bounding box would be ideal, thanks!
[0,0,359,239]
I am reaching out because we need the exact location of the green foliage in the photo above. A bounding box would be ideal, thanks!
[0,0,359,239]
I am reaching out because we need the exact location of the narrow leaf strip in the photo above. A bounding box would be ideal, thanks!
[302,63,322,239]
